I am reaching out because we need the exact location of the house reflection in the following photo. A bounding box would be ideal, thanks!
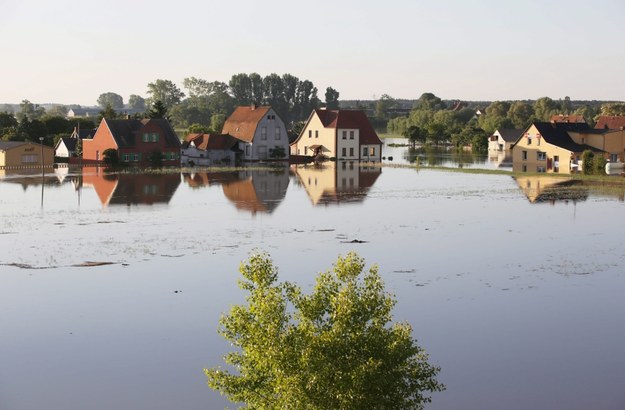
[291,161,381,205]
[0,169,63,189]
[182,167,290,214]
[82,168,181,207]
[514,176,588,204]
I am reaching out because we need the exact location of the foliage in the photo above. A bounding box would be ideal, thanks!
[98,104,118,121]
[210,113,226,133]
[97,92,124,109]
[148,100,168,119]
[128,94,146,111]
[581,150,595,175]
[102,148,118,165]
[594,155,607,175]
[403,125,424,148]
[325,87,340,110]
[147,79,185,108]
[598,102,625,117]
[268,146,286,159]
[187,123,212,134]
[206,252,444,409]
[17,99,45,122]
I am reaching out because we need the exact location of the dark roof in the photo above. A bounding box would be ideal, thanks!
[60,137,77,151]
[495,128,523,142]
[533,122,601,153]
[71,128,96,139]
[594,116,625,130]
[102,118,181,148]
[313,109,382,145]
[551,121,590,132]
[0,141,28,150]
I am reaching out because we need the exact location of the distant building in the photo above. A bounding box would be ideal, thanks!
[54,127,96,158]
[82,118,181,165]
[221,105,290,161]
[181,133,240,166]
[290,109,382,161]
[488,129,523,152]
[594,116,625,130]
[66,107,101,118]
[549,114,587,124]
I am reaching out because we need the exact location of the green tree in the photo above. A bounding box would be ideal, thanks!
[210,113,226,133]
[229,73,254,105]
[102,148,118,165]
[206,252,444,409]
[375,94,396,121]
[325,86,340,110]
[599,102,625,116]
[415,93,445,111]
[98,104,118,121]
[17,99,45,122]
[97,92,124,110]
[128,94,146,111]
[148,100,168,119]
[146,79,185,108]
[403,125,424,148]
[507,101,534,129]
[534,97,558,121]
[187,123,212,134]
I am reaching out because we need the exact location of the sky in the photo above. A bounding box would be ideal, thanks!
[1,0,624,106]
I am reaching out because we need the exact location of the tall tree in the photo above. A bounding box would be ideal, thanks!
[148,100,168,119]
[325,86,340,109]
[415,93,445,111]
[128,94,146,111]
[206,252,444,409]
[17,99,45,122]
[533,97,558,121]
[507,101,534,129]
[229,73,253,105]
[146,79,185,109]
[97,92,124,110]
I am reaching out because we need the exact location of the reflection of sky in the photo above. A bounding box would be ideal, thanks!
[2,168,625,409]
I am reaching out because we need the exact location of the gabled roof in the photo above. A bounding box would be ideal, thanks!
[183,133,239,151]
[550,114,586,124]
[99,118,181,148]
[495,128,523,142]
[221,106,273,143]
[594,115,625,130]
[0,141,28,151]
[70,128,96,139]
[531,122,601,153]
[59,137,77,151]
[313,109,382,145]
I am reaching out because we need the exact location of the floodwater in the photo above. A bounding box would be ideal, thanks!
[1,161,625,410]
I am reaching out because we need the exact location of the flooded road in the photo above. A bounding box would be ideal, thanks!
[1,164,624,409]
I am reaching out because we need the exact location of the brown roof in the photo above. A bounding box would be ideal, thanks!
[313,109,382,145]
[184,133,239,150]
[594,116,625,130]
[550,114,586,124]
[221,106,272,143]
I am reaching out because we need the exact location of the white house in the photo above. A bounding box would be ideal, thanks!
[181,133,240,166]
[220,105,290,161]
[488,128,523,152]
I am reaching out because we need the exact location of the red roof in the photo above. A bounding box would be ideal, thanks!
[221,105,272,143]
[550,115,586,124]
[594,116,625,130]
[313,109,382,145]
[184,133,238,150]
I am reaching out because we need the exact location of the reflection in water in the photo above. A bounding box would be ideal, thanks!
[183,167,290,214]
[403,146,490,168]
[514,175,625,204]
[82,168,181,207]
[292,162,381,205]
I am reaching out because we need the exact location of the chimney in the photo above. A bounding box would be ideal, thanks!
[250,103,257,110]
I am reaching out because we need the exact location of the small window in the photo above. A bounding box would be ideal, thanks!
[122,153,129,162]
[275,128,281,140]
[537,166,546,173]
[349,147,354,156]
[142,133,149,142]
[342,147,346,156]
[349,131,354,139]
[308,130,312,138]
[315,130,318,138]
[342,131,347,139]
[537,151,546,161]
[522,150,527,160]
[261,127,267,140]
[527,137,532,145]
[151,133,159,142]
[362,147,367,156]
[369,147,375,156]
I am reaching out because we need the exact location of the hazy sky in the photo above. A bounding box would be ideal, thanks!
[1,0,624,105]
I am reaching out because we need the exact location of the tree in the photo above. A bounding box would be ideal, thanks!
[599,102,625,116]
[97,92,124,110]
[325,86,340,110]
[206,252,444,409]
[507,101,534,129]
[128,94,146,111]
[415,93,444,111]
[375,94,397,121]
[98,104,118,121]
[148,100,168,119]
[403,125,424,148]
[17,99,45,122]
[534,97,558,121]
[146,79,185,108]
[229,73,254,105]
[210,113,226,133]
[102,148,118,165]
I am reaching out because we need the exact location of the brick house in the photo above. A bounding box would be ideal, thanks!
[82,118,181,165]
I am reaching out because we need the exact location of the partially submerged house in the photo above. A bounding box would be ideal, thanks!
[290,109,382,161]
[54,126,96,158]
[221,105,290,161]
[511,122,603,173]
[488,129,523,152]
[0,141,54,168]
[181,133,240,166]
[82,118,181,165]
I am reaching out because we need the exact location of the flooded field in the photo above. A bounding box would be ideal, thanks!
[1,163,625,410]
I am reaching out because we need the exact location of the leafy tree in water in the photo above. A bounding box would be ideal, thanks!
[403,125,424,148]
[206,252,444,409]
[97,92,124,110]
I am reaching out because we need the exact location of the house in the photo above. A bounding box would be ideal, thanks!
[290,109,383,161]
[488,129,523,152]
[549,114,587,124]
[594,116,625,130]
[66,107,101,118]
[181,133,240,166]
[82,118,181,165]
[511,122,603,174]
[567,127,625,163]
[0,141,54,168]
[54,127,96,158]
[220,105,290,161]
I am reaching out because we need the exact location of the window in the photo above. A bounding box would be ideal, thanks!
[611,153,618,162]
[522,165,527,172]
[315,130,319,138]
[142,133,149,142]
[246,145,251,156]
[275,128,281,140]
[151,133,159,142]
[122,153,129,162]
[308,130,312,138]
[537,166,546,173]
[341,161,346,170]
[537,151,546,161]
[342,131,347,139]
[369,147,375,156]
[537,137,541,146]
[261,127,267,140]
[349,131,354,139]
[349,147,354,156]
[21,154,37,163]
[527,137,532,145]
[522,150,527,160]
[363,147,368,156]
[342,147,346,156]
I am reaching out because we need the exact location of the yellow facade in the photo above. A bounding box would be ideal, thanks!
[0,142,54,168]
[291,114,337,157]
[512,125,576,173]
[569,130,625,162]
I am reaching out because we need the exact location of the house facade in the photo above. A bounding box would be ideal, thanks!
[290,109,382,161]
[0,141,54,168]
[181,133,240,166]
[511,122,603,174]
[488,129,522,152]
[54,127,96,158]
[220,106,289,161]
[82,118,181,165]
